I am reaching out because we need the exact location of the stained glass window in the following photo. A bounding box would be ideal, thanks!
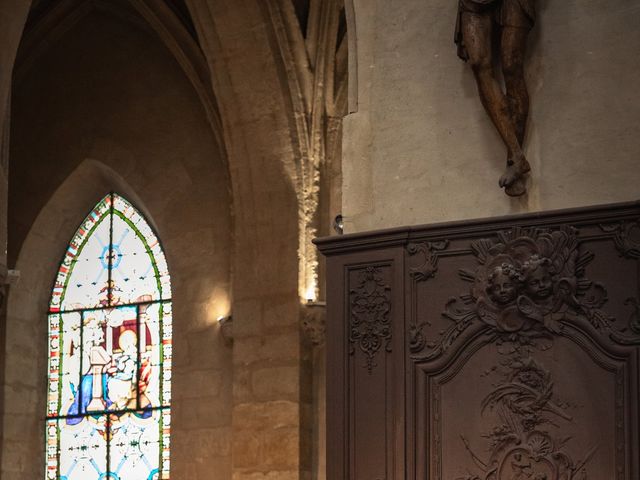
[46,193,172,480]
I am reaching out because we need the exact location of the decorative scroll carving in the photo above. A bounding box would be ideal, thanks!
[407,240,449,281]
[409,321,429,355]
[455,356,597,480]
[609,298,640,346]
[624,298,640,334]
[412,226,640,361]
[349,266,391,374]
[408,241,449,354]
[600,221,640,259]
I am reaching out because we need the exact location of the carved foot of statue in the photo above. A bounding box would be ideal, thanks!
[505,178,527,196]
[499,155,530,196]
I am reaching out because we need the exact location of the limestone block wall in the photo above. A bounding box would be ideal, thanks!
[2,10,233,479]
[342,0,640,233]
[186,1,315,478]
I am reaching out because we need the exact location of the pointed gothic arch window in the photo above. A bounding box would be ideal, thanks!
[45,193,172,480]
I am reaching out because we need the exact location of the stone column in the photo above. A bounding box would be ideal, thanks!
[231,293,307,480]
[302,302,326,480]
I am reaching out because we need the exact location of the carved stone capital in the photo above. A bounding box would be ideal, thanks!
[302,301,326,346]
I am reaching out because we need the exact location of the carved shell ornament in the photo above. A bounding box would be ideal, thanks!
[412,226,639,360]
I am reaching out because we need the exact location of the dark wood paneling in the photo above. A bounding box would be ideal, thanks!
[325,248,405,480]
[317,201,640,480]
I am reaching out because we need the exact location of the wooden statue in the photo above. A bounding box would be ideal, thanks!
[455,0,536,196]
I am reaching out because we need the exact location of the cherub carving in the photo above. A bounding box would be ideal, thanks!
[452,228,598,337]
[410,227,615,361]
[486,263,519,306]
[410,226,639,361]
[521,255,553,303]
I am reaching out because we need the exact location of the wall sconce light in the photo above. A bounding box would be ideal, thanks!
[217,315,233,346]
[333,214,344,235]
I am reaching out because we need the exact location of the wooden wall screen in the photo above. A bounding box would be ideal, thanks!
[316,202,640,480]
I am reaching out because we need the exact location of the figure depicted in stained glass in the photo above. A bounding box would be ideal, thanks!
[46,193,171,480]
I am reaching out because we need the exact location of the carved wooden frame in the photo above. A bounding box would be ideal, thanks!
[317,201,640,480]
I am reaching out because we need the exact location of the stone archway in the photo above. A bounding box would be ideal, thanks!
[1,1,328,478]
[2,155,235,478]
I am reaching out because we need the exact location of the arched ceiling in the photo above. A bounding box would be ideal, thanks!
[15,0,217,133]
[6,0,352,302]
[25,0,199,42]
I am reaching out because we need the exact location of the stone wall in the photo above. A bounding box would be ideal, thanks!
[342,0,640,232]
[2,9,233,479]
[1,0,318,478]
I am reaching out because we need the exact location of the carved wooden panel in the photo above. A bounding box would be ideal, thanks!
[318,202,640,480]
[324,247,405,480]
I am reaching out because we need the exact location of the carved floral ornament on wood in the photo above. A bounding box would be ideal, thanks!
[349,266,392,374]
[406,223,639,480]
[456,356,598,480]
[410,225,640,360]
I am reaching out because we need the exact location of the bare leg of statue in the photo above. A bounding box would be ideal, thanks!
[502,25,530,146]
[461,12,529,195]
[501,24,532,196]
